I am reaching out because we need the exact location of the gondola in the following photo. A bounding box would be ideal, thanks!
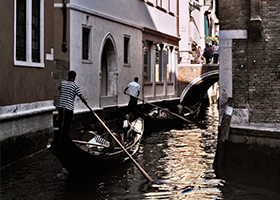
[144,114,185,133]
[143,108,185,133]
[143,103,201,133]
[49,117,144,176]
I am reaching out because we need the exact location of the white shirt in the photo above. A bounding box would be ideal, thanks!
[127,81,140,98]
[213,46,219,54]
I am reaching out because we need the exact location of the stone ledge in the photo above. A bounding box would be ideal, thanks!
[230,123,280,139]
[0,101,55,121]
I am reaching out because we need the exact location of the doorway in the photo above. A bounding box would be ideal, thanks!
[100,35,118,107]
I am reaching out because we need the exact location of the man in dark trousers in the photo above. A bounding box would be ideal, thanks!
[57,70,87,133]
[124,77,140,118]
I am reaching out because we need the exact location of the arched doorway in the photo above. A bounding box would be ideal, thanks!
[100,34,118,107]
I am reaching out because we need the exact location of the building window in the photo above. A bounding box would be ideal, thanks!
[124,36,130,64]
[157,0,162,7]
[143,43,151,82]
[82,27,91,60]
[32,0,40,62]
[155,45,162,82]
[16,0,26,61]
[166,47,174,82]
[204,0,211,6]
[14,0,44,67]
[166,48,171,81]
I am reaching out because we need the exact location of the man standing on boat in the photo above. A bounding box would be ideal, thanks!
[124,77,140,118]
[57,70,87,133]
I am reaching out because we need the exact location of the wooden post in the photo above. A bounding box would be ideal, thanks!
[214,98,234,177]
[219,98,234,142]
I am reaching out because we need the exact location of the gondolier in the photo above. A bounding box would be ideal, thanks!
[57,70,87,133]
[124,77,140,117]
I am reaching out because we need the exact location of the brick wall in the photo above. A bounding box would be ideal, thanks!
[218,0,250,30]
[219,0,280,123]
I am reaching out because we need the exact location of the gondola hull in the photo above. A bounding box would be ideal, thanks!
[50,118,144,176]
[143,114,185,133]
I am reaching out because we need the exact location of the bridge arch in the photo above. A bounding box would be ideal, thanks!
[180,70,219,109]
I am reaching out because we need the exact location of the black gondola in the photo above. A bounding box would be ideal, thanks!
[143,102,202,133]
[49,117,144,176]
[143,111,185,133]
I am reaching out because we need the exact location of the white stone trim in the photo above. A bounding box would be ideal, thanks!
[14,0,45,68]
[219,30,247,40]
[0,100,55,121]
[219,30,247,121]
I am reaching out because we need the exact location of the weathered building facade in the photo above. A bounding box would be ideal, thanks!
[0,0,180,166]
[0,0,55,166]
[53,0,180,114]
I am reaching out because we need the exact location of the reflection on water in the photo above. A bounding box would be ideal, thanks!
[1,103,280,199]
[141,129,223,199]
[137,103,223,199]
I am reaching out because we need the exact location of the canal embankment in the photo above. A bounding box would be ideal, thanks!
[1,98,182,168]
[215,123,280,192]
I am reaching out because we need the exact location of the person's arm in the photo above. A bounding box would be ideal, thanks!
[124,87,128,94]
[137,86,140,97]
[78,94,87,105]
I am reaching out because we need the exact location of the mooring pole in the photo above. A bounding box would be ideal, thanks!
[214,97,234,177]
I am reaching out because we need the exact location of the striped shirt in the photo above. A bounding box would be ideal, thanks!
[57,80,82,111]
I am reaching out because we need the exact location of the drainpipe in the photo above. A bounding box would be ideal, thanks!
[62,0,67,53]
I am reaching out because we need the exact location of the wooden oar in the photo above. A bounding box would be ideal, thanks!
[125,94,204,128]
[84,103,154,183]
[72,140,109,148]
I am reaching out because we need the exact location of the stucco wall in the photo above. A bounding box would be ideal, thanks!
[68,9,143,111]
[70,0,177,37]
[53,0,179,112]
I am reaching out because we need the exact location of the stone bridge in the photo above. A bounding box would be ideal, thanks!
[178,64,219,109]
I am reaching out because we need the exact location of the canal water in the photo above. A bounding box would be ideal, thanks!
[1,103,280,199]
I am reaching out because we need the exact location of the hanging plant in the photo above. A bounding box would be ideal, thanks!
[191,41,197,50]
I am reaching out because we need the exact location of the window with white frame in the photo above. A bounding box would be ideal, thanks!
[14,0,44,68]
